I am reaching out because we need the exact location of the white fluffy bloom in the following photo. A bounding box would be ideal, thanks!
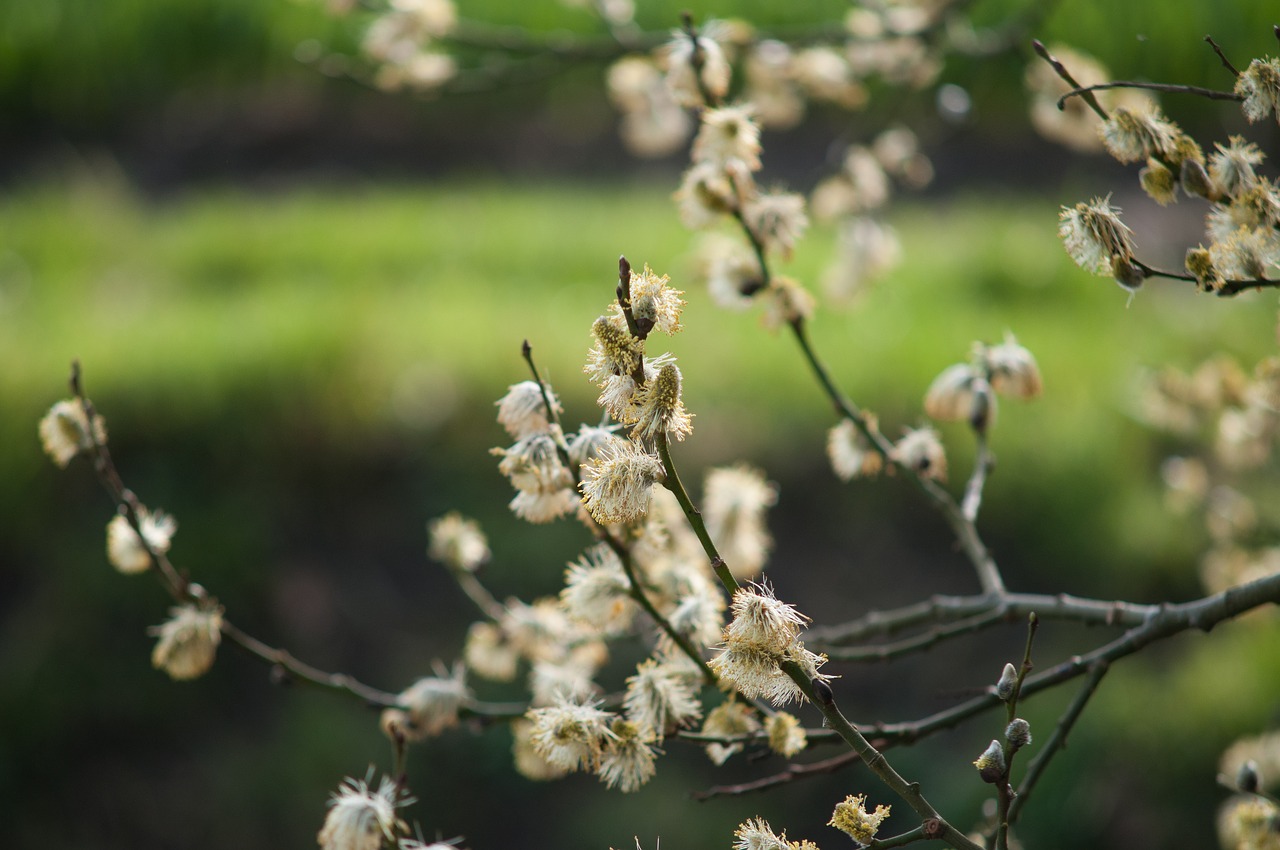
[764,712,807,757]
[663,30,731,107]
[1209,136,1264,199]
[579,439,665,525]
[701,699,761,765]
[627,264,685,336]
[1058,196,1136,275]
[631,362,694,443]
[623,657,703,739]
[463,621,519,682]
[923,363,988,425]
[703,465,777,580]
[827,418,884,481]
[561,544,637,634]
[596,719,658,792]
[149,604,222,681]
[398,661,471,739]
[1235,57,1280,124]
[723,584,809,652]
[496,380,559,439]
[691,106,763,172]
[744,191,809,260]
[1100,106,1178,163]
[889,426,947,481]
[38,398,106,468]
[607,56,692,158]
[317,774,407,850]
[733,817,790,850]
[427,512,490,572]
[983,333,1043,400]
[526,696,618,772]
[106,508,177,575]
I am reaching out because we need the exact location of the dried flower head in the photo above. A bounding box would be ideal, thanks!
[827,417,884,481]
[39,399,106,467]
[579,439,665,525]
[496,380,559,439]
[427,512,490,572]
[829,794,891,843]
[1236,57,1280,124]
[149,604,223,681]
[106,508,177,575]
[318,774,408,850]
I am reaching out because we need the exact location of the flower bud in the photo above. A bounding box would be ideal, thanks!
[995,662,1018,701]
[1139,159,1176,206]
[973,739,1007,783]
[1181,157,1214,200]
[1006,718,1032,751]
[1237,759,1261,794]
[1111,254,1146,293]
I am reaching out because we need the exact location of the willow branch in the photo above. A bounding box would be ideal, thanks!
[822,606,1011,662]
[1032,40,1109,120]
[656,432,740,595]
[808,591,1163,647]
[778,659,984,850]
[865,571,1280,746]
[1204,35,1240,76]
[1057,80,1242,110]
[689,750,862,801]
[1130,259,1280,296]
[1007,660,1110,825]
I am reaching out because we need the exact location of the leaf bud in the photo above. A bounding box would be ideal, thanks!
[1111,254,1146,293]
[1237,759,1261,794]
[995,662,1018,701]
[1005,718,1032,751]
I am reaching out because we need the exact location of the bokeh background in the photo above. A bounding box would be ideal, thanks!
[3,1,1280,848]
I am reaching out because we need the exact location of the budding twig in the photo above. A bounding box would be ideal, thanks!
[1204,35,1240,76]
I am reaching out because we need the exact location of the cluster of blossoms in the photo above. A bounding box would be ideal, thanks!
[825,333,1042,485]
[1050,48,1280,294]
[1136,354,1280,601]
[709,583,828,706]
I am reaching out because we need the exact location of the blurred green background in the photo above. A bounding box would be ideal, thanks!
[3,1,1280,849]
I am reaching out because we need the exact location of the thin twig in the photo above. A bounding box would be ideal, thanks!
[1204,35,1240,76]
[1056,80,1242,110]
[656,432,740,595]
[776,658,985,850]
[962,427,994,523]
[822,607,1011,662]
[1032,40,1109,120]
[689,751,862,800]
[1007,661,1109,824]
[1131,259,1280,295]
